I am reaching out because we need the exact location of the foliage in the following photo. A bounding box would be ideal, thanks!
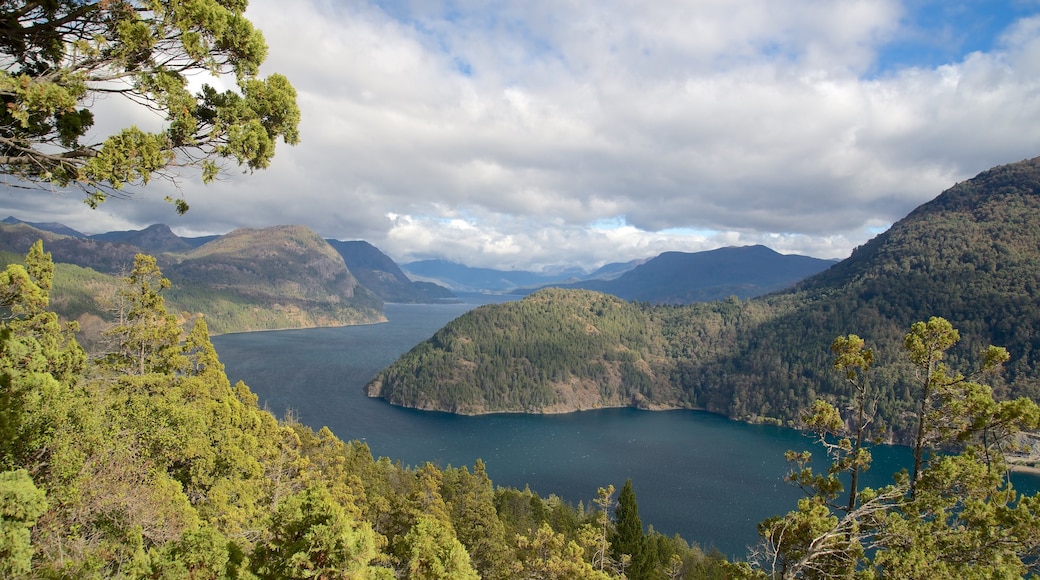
[371,157,1040,450]
[0,469,47,577]
[369,288,680,413]
[749,319,1040,579]
[0,0,300,212]
[7,242,742,578]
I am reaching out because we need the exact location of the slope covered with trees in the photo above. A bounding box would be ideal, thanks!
[0,224,387,340]
[368,288,681,414]
[1,242,730,578]
[371,157,1040,445]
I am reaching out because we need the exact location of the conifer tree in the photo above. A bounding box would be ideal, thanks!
[611,478,656,579]
[101,254,184,375]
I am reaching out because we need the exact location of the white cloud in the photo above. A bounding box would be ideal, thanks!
[3,0,1040,270]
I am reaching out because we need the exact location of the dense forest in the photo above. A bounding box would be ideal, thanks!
[367,289,680,413]
[5,239,1040,578]
[1,242,736,578]
[372,157,1040,445]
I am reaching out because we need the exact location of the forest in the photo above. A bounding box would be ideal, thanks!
[2,242,737,578]
[5,240,1040,578]
[372,158,1040,448]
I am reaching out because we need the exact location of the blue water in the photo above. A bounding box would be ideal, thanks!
[212,298,1040,558]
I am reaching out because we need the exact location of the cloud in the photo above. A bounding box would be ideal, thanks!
[3,0,1040,270]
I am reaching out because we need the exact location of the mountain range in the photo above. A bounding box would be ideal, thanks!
[1,215,834,344]
[516,245,836,303]
[368,156,1040,447]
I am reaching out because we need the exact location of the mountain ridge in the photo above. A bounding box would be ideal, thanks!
[368,156,1040,443]
[520,245,836,303]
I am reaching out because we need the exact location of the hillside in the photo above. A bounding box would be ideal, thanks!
[0,223,387,337]
[326,239,456,303]
[367,288,681,414]
[370,157,1040,442]
[2,215,85,237]
[531,245,835,303]
[167,225,385,330]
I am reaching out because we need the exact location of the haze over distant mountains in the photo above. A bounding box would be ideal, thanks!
[2,214,837,342]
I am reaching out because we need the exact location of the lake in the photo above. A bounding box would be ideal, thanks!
[212,297,1040,558]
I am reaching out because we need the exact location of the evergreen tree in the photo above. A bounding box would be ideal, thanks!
[252,485,391,579]
[101,254,185,375]
[750,318,1040,579]
[611,478,656,579]
[0,469,48,578]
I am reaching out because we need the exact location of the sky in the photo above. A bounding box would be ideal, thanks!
[3,0,1040,271]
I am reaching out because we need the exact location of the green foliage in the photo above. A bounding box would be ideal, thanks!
[0,469,47,578]
[252,486,390,579]
[0,0,300,211]
[100,253,185,375]
[370,288,679,413]
[1,242,673,578]
[611,479,657,579]
[751,319,1040,579]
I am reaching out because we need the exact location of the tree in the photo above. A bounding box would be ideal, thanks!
[398,515,478,580]
[0,0,300,213]
[0,469,48,578]
[252,485,391,580]
[101,253,184,375]
[750,318,1040,579]
[902,317,1010,495]
[515,522,614,580]
[591,484,616,574]
[611,479,656,580]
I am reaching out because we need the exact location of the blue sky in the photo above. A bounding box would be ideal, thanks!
[4,0,1040,270]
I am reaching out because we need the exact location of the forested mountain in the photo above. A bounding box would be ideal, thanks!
[367,288,681,413]
[527,245,835,303]
[327,239,456,303]
[2,244,732,578]
[0,223,387,339]
[371,157,1040,444]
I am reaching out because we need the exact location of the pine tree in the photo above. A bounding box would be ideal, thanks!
[612,478,656,579]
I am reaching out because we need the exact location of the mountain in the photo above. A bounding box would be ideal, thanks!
[0,221,146,274]
[400,259,647,293]
[402,259,608,292]
[326,240,455,303]
[369,156,1040,442]
[165,225,385,330]
[89,223,195,253]
[366,288,679,414]
[586,258,648,281]
[526,246,836,303]
[89,223,218,251]
[1,222,386,337]
[2,215,85,237]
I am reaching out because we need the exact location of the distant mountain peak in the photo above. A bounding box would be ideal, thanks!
[2,216,85,238]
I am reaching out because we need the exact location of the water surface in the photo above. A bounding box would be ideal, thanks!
[213,299,1040,558]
